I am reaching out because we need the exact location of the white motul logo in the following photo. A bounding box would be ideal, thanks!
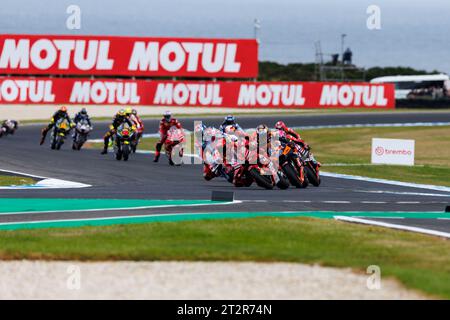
[0,79,55,102]
[154,83,223,105]
[128,42,241,73]
[238,84,305,106]
[70,81,140,104]
[0,39,114,70]
[319,85,388,107]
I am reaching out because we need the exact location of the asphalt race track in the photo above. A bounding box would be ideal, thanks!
[1,111,450,234]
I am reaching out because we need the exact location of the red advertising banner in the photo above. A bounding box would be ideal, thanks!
[0,34,258,78]
[0,77,395,108]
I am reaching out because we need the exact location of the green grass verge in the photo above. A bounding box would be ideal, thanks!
[0,175,35,187]
[0,216,449,298]
[301,126,450,186]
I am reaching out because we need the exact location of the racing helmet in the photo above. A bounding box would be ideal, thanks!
[80,108,87,115]
[125,107,132,116]
[132,109,138,115]
[164,110,172,122]
[275,121,286,130]
[256,124,269,133]
[224,115,235,124]
[118,109,126,117]
[60,106,68,112]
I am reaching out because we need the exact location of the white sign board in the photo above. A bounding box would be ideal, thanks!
[371,138,415,166]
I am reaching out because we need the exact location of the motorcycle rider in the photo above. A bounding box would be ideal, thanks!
[0,119,18,137]
[101,109,134,154]
[40,106,73,145]
[275,121,320,168]
[153,111,183,163]
[129,108,144,140]
[274,121,309,149]
[72,108,92,146]
[220,115,243,133]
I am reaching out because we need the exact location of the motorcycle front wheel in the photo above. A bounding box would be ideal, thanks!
[122,144,130,161]
[305,165,320,186]
[249,168,274,190]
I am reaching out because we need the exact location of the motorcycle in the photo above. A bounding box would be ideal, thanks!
[72,119,92,151]
[114,123,135,161]
[0,120,18,138]
[202,133,289,190]
[278,140,309,188]
[245,147,290,190]
[297,144,321,186]
[165,126,185,166]
[50,118,71,150]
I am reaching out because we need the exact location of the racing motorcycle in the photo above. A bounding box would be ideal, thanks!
[72,119,92,151]
[0,120,18,138]
[297,144,321,186]
[278,140,309,188]
[164,126,185,166]
[202,133,289,190]
[114,123,135,161]
[50,118,71,150]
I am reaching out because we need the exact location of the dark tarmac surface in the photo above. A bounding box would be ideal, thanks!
[1,112,449,234]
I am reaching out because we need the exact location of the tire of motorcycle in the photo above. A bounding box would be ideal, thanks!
[282,163,304,188]
[115,149,122,161]
[249,168,274,190]
[305,165,320,187]
[276,174,290,190]
[123,144,130,161]
[56,138,64,150]
[77,136,86,150]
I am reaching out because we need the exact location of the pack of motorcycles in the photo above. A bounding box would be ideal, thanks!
[0,118,321,190]
[200,127,321,190]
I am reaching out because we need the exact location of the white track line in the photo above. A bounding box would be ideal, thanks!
[334,216,450,239]
[0,169,91,189]
[0,200,241,216]
[356,190,450,198]
[322,171,450,193]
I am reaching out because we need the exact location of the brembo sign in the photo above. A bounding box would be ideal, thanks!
[0,77,394,108]
[371,138,415,166]
[0,34,258,78]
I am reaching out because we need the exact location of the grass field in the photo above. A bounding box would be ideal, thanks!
[301,126,450,186]
[0,216,449,298]
[0,175,35,186]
